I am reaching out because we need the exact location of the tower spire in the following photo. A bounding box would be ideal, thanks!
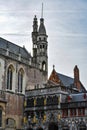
[41,3,43,18]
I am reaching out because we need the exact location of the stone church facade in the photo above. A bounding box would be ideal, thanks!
[0,14,48,130]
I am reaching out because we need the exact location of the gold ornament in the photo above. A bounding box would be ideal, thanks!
[34,98,36,106]
[44,98,46,105]
[24,100,27,107]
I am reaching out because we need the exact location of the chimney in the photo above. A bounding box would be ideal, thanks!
[74,65,79,82]
[74,65,81,90]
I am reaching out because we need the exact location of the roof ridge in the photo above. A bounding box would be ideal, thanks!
[0,37,24,50]
[57,72,73,79]
[0,37,31,59]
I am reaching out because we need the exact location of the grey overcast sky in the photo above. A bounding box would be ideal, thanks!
[0,0,87,89]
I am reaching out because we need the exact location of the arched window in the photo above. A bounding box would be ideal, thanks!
[47,96,53,106]
[53,95,58,105]
[44,37,46,41]
[42,61,46,71]
[7,65,14,90]
[6,118,15,127]
[40,45,42,49]
[39,37,41,41]
[27,98,34,107]
[43,45,45,48]
[36,97,44,107]
[18,68,24,92]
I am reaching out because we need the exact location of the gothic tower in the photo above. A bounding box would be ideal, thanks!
[37,16,48,72]
[37,12,48,81]
[32,5,48,82]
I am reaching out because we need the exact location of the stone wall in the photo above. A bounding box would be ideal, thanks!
[5,92,24,129]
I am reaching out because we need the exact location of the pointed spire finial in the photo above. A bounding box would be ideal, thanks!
[41,3,43,18]
[53,65,55,70]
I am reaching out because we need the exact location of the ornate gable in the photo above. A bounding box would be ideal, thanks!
[49,66,86,92]
[49,68,61,85]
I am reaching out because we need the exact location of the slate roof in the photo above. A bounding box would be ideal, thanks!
[56,72,86,92]
[70,93,87,102]
[57,72,74,87]
[0,37,31,59]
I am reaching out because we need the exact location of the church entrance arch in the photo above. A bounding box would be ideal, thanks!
[26,128,33,130]
[36,127,43,130]
[48,122,58,130]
